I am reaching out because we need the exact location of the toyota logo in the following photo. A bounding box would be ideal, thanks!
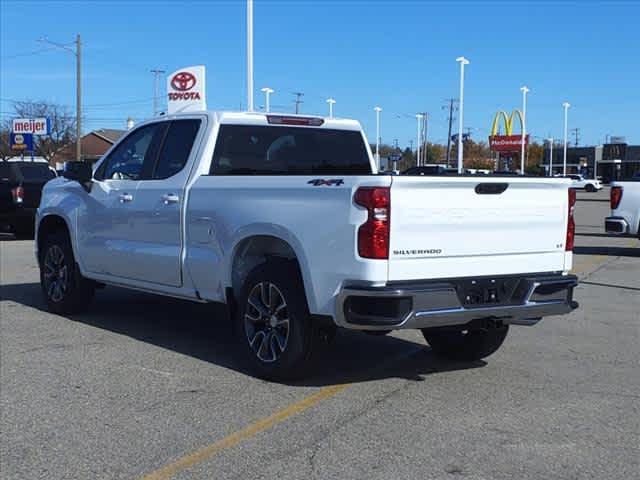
[171,72,196,91]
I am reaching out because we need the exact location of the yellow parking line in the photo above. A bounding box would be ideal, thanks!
[140,383,349,480]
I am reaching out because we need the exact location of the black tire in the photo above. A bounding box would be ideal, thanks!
[585,184,596,193]
[40,231,94,314]
[422,322,509,362]
[235,259,316,381]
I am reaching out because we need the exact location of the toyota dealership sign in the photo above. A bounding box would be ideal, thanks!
[167,65,206,114]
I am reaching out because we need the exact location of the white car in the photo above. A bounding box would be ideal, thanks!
[558,174,602,192]
[35,111,579,380]
[605,180,640,237]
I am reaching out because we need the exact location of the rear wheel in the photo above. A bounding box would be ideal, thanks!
[40,231,94,314]
[235,259,316,381]
[422,322,508,362]
[585,184,596,193]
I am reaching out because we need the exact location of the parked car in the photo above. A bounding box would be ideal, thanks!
[403,164,449,175]
[36,111,578,381]
[556,174,602,192]
[0,161,56,238]
[605,180,640,237]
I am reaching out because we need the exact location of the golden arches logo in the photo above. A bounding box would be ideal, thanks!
[490,110,524,136]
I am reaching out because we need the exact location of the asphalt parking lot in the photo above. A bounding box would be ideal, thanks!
[1,188,638,480]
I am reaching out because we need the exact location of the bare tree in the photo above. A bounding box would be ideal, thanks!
[0,121,12,161]
[11,100,76,163]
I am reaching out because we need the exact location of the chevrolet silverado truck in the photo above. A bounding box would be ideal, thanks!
[36,111,578,380]
[605,179,640,237]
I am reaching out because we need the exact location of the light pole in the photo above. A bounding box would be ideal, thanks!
[415,114,423,167]
[548,137,554,177]
[374,106,382,170]
[260,87,274,113]
[456,56,469,174]
[520,86,529,175]
[247,0,254,112]
[326,98,336,118]
[39,34,82,161]
[562,102,570,175]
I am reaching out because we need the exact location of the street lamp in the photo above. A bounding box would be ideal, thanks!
[326,98,336,118]
[520,86,529,175]
[562,102,570,175]
[260,87,274,113]
[456,56,469,174]
[548,137,554,177]
[38,35,82,161]
[374,106,382,170]
[415,114,423,167]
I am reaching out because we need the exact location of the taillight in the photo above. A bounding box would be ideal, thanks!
[610,186,623,210]
[11,186,24,204]
[354,187,390,259]
[566,188,576,251]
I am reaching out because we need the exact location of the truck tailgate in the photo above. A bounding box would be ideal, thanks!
[388,176,570,281]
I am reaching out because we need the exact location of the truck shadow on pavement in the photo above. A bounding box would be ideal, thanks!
[0,282,485,386]
[573,245,640,258]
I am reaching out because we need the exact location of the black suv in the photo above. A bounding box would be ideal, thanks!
[0,161,56,238]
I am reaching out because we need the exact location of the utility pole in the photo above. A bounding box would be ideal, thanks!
[293,92,304,114]
[38,34,82,161]
[443,98,457,168]
[150,69,165,116]
[76,34,81,161]
[571,127,580,147]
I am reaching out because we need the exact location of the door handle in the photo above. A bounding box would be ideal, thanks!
[162,193,180,204]
[119,193,133,203]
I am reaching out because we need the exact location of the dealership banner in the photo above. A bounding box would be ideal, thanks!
[489,134,529,152]
[167,65,206,114]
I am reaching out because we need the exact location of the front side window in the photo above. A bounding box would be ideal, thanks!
[153,120,201,179]
[96,123,164,181]
[210,125,372,175]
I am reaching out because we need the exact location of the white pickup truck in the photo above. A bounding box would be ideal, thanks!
[36,111,578,380]
[605,179,640,237]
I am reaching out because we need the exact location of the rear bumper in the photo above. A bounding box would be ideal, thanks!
[335,273,578,331]
[605,216,629,235]
[0,206,36,225]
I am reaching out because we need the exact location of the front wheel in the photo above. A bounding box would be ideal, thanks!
[422,322,509,362]
[40,231,95,314]
[235,259,316,381]
[585,184,596,192]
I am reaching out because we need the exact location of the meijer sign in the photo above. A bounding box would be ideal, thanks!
[12,118,49,135]
[167,65,206,115]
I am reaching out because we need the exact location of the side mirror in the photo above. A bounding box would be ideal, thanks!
[63,161,92,184]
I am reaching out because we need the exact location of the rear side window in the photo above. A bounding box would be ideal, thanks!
[210,125,372,175]
[7,163,55,182]
[153,120,201,179]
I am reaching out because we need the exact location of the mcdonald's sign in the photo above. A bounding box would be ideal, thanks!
[489,110,529,152]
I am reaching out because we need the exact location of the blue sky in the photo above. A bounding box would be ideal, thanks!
[1,0,639,147]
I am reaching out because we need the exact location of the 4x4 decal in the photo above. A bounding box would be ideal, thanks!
[307,179,344,186]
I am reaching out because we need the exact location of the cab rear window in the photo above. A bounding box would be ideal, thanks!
[210,125,372,175]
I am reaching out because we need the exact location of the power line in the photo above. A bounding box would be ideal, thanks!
[443,98,458,168]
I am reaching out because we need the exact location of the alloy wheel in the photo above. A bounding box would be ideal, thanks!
[43,245,68,303]
[244,282,290,363]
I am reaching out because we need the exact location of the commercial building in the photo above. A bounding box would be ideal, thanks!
[541,142,640,181]
[53,128,126,167]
